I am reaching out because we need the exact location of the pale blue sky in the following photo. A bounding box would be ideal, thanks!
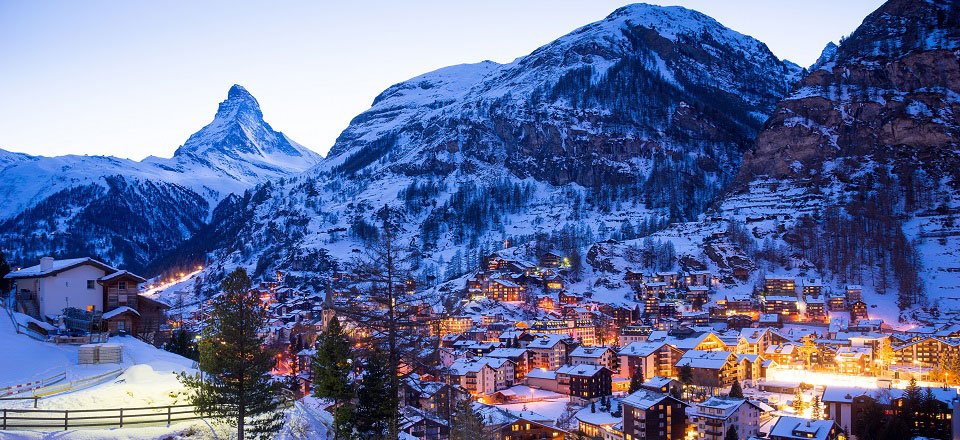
[0,0,884,159]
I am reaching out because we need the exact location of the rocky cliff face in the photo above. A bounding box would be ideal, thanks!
[738,0,959,182]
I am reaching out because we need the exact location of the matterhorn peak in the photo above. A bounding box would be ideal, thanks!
[215,84,263,121]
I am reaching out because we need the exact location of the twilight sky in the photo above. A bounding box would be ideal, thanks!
[0,0,885,160]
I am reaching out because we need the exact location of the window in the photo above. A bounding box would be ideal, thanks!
[87,280,95,289]
[87,305,95,312]
[118,281,127,290]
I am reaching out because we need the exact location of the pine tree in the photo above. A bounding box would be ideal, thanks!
[178,268,285,440]
[728,379,743,398]
[0,251,10,294]
[450,396,487,440]
[628,368,645,393]
[354,350,396,439]
[811,396,822,420]
[312,317,355,438]
[725,425,739,440]
[792,387,805,415]
[164,329,198,360]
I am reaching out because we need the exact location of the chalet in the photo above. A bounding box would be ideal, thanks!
[446,357,515,396]
[644,282,669,298]
[624,270,644,287]
[399,406,449,440]
[763,344,798,366]
[575,402,622,439]
[487,348,532,380]
[433,315,474,337]
[835,346,872,375]
[400,375,461,420]
[675,350,739,390]
[762,296,800,319]
[845,284,863,303]
[498,329,535,348]
[737,328,771,355]
[735,354,767,383]
[527,334,577,370]
[821,386,958,438]
[652,272,679,288]
[5,257,168,337]
[768,416,841,440]
[474,403,567,439]
[618,342,683,380]
[539,251,563,268]
[850,300,869,322]
[759,313,783,328]
[687,397,767,440]
[722,294,758,316]
[684,271,713,287]
[893,336,960,368]
[686,286,710,310]
[640,376,680,394]
[529,320,596,346]
[556,364,612,402]
[619,325,653,345]
[488,278,526,302]
[828,294,847,311]
[764,276,796,296]
[558,291,580,305]
[805,296,827,321]
[800,278,825,297]
[621,390,687,440]
[524,368,561,393]
[568,346,617,371]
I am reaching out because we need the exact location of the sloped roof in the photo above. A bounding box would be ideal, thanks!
[5,257,117,279]
[102,306,140,320]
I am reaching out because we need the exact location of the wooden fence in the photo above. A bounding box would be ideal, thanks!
[0,404,201,430]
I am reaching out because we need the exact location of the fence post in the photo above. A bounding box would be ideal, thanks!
[33,397,38,408]
[64,409,68,431]
[167,406,172,426]
[119,408,123,428]
[3,408,6,431]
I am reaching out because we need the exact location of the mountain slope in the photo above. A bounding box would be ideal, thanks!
[166,3,801,297]
[625,0,960,323]
[0,85,321,272]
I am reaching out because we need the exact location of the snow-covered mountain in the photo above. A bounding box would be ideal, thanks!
[167,3,801,295]
[0,85,321,272]
[598,0,960,323]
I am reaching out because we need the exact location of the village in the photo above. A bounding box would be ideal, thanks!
[5,251,960,440]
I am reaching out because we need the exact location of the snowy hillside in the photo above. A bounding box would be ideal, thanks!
[0,85,321,272]
[168,3,800,298]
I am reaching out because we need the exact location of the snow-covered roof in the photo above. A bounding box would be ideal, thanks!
[5,257,117,279]
[621,389,675,410]
[487,348,529,358]
[619,341,667,357]
[675,350,733,370]
[99,270,147,283]
[556,364,607,377]
[569,346,613,359]
[526,368,558,380]
[769,416,835,440]
[102,306,140,320]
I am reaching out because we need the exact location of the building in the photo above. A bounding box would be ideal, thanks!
[474,403,567,440]
[762,296,800,319]
[5,257,167,337]
[556,364,612,402]
[687,397,766,440]
[569,346,617,372]
[400,375,460,420]
[821,386,958,437]
[674,350,739,390]
[488,278,526,302]
[446,357,515,396]
[618,342,683,380]
[621,389,687,440]
[487,348,533,380]
[768,416,840,440]
[764,277,797,296]
[893,336,960,368]
[527,334,577,370]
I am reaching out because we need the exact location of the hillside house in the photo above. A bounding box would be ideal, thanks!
[5,257,168,337]
[621,390,687,440]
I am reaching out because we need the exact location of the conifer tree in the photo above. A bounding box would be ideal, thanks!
[312,317,355,439]
[354,350,396,439]
[628,368,644,393]
[728,378,744,398]
[0,251,10,294]
[725,425,739,440]
[164,329,198,360]
[179,268,285,440]
[450,396,487,440]
[811,396,822,420]
[792,388,805,415]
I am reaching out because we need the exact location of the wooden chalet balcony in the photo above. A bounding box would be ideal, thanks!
[106,287,139,309]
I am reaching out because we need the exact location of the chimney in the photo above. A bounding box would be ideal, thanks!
[40,256,55,272]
